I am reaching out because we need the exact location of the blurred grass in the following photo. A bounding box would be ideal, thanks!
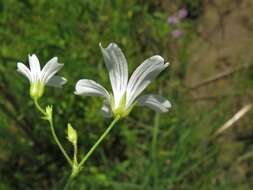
[0,0,253,190]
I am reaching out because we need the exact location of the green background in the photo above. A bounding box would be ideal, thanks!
[0,0,253,189]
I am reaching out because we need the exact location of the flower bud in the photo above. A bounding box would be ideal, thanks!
[67,123,77,145]
[43,105,53,120]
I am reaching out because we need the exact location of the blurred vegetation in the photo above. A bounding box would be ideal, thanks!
[0,0,253,189]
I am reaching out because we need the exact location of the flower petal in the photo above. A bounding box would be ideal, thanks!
[74,79,110,100]
[137,94,171,113]
[28,54,41,82]
[46,76,67,88]
[100,42,128,107]
[101,101,113,118]
[126,55,169,108]
[17,62,32,82]
[40,57,64,83]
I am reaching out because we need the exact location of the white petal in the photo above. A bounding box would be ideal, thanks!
[101,101,113,118]
[40,57,64,83]
[126,55,169,108]
[17,62,32,82]
[100,42,128,107]
[74,79,110,100]
[137,94,171,113]
[28,54,41,81]
[46,76,67,88]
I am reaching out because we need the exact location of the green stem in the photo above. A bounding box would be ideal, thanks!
[34,99,72,166]
[63,175,74,190]
[48,117,73,166]
[73,142,78,166]
[151,113,160,188]
[34,99,46,115]
[63,115,120,189]
[78,115,120,168]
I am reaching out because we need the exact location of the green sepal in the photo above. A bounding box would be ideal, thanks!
[113,93,127,118]
[43,105,53,121]
[30,81,45,100]
[121,101,137,118]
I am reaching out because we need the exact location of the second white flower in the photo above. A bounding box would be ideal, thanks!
[75,43,171,118]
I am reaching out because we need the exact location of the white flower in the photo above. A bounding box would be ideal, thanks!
[75,43,171,118]
[17,54,67,99]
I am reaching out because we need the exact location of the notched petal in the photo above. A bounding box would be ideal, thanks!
[75,79,110,100]
[137,94,171,113]
[17,62,32,82]
[100,42,128,107]
[46,76,67,88]
[41,57,64,83]
[126,55,169,107]
[28,54,41,75]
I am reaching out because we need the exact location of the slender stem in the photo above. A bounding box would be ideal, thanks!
[34,99,72,166]
[63,116,120,189]
[34,99,46,115]
[73,142,78,165]
[48,118,73,166]
[78,115,120,168]
[151,113,160,188]
[63,175,74,190]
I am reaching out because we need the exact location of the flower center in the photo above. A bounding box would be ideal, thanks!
[110,92,126,117]
[111,93,135,118]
